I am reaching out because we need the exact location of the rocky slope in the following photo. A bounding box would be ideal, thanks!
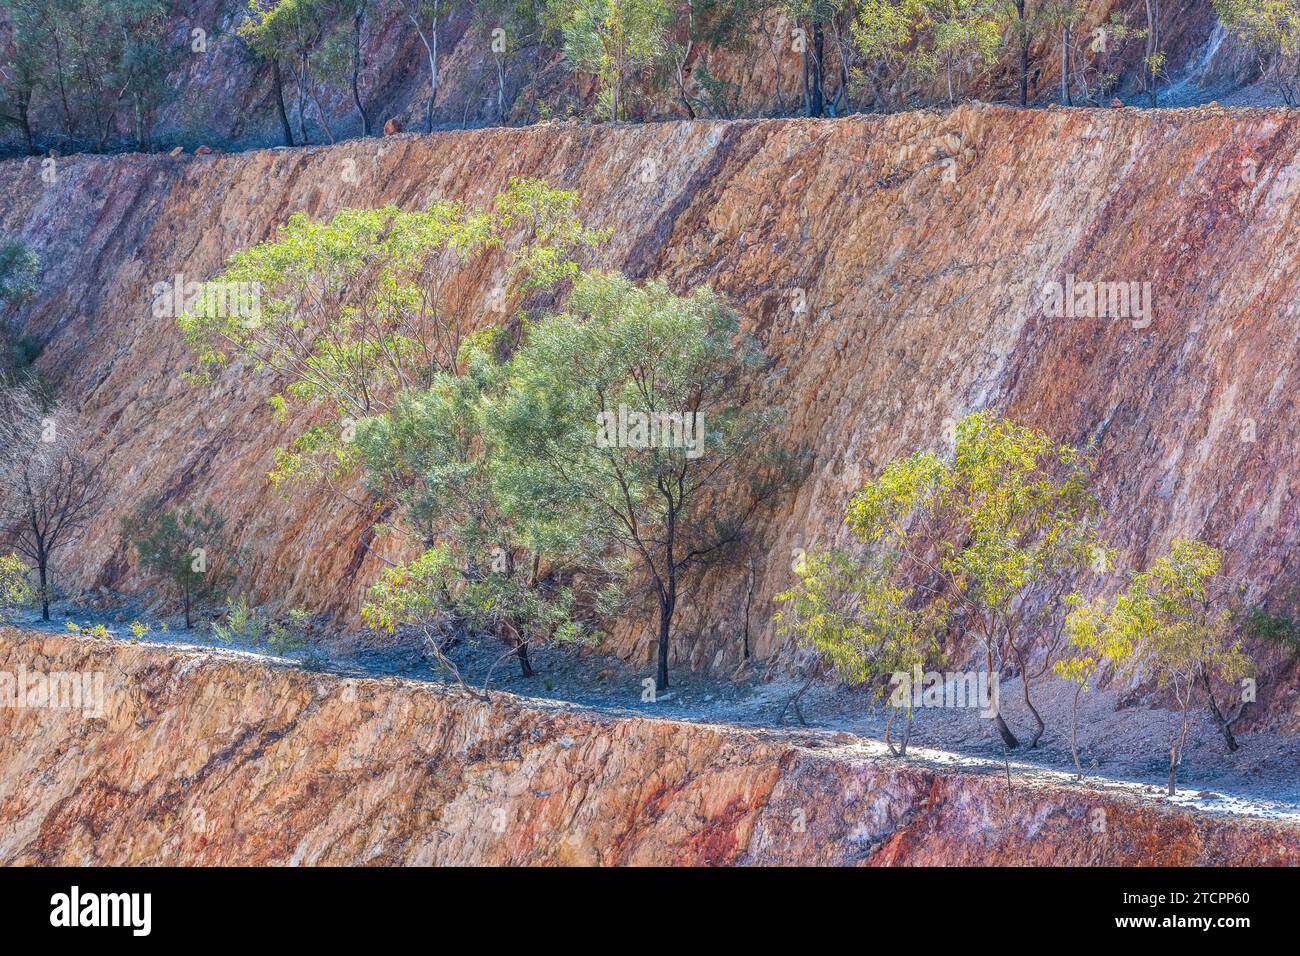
[5,104,1300,721]
[0,629,1293,865]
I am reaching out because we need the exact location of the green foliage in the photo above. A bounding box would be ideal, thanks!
[853,0,1002,105]
[0,552,33,617]
[1213,0,1300,102]
[178,178,604,488]
[776,549,940,692]
[1060,540,1254,791]
[0,0,171,150]
[484,269,783,686]
[212,596,313,653]
[0,240,39,308]
[552,0,676,119]
[1243,598,1300,654]
[831,411,1104,745]
[120,498,238,627]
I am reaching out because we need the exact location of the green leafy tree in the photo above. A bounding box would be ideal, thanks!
[240,0,336,145]
[179,178,603,490]
[1214,0,1300,104]
[853,0,1002,107]
[1060,541,1254,794]
[0,0,50,153]
[121,498,238,628]
[356,336,619,678]
[0,239,38,310]
[842,412,1104,749]
[553,0,675,120]
[483,270,788,690]
[0,552,33,622]
[777,549,941,754]
[781,0,852,115]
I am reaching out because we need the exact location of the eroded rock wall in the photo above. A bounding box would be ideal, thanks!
[0,631,1293,865]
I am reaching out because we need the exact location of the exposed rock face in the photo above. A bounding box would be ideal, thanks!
[4,105,1300,725]
[0,630,1293,865]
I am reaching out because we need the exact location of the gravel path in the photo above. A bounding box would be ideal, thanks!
[12,602,1299,824]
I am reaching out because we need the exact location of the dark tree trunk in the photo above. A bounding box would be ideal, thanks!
[38,558,49,621]
[656,592,674,690]
[1017,1,1029,106]
[1200,669,1241,752]
[810,21,825,116]
[994,710,1020,749]
[272,60,294,146]
[183,582,192,629]
[352,6,371,135]
[515,639,533,677]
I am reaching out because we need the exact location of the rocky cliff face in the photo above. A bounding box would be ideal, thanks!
[4,105,1300,722]
[0,630,1293,865]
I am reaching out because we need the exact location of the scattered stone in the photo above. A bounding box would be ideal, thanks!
[384,118,403,135]
[1111,98,1124,108]
[194,145,213,155]
[168,146,183,157]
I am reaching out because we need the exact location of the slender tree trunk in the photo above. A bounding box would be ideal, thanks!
[1070,684,1083,776]
[184,581,192,629]
[1167,744,1178,795]
[1062,25,1072,106]
[296,54,309,144]
[1144,0,1160,107]
[987,647,1019,747]
[411,9,439,133]
[352,5,371,135]
[20,99,35,155]
[38,557,49,622]
[1200,669,1241,752]
[272,60,294,146]
[811,20,825,116]
[656,590,675,690]
[515,638,533,677]
[309,87,335,142]
[1017,0,1029,106]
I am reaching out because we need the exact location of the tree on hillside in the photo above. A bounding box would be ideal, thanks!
[178,178,603,491]
[0,552,34,622]
[348,0,373,134]
[777,549,942,755]
[356,336,623,678]
[1059,541,1254,794]
[120,498,238,629]
[482,271,790,690]
[397,0,447,131]
[780,0,851,115]
[552,0,675,121]
[0,0,172,152]
[240,0,335,145]
[853,0,1002,108]
[0,0,48,154]
[474,0,551,123]
[832,412,1105,749]
[1213,0,1300,105]
[0,389,101,621]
